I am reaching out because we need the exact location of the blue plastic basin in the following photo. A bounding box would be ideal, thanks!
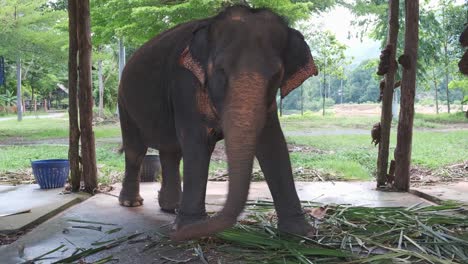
[31,159,70,189]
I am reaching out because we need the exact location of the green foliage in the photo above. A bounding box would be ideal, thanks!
[345,60,380,103]
[449,76,468,104]
[346,0,466,106]
[0,0,68,104]
[91,0,335,46]
[0,90,17,107]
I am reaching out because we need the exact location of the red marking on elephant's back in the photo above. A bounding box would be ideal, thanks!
[196,88,218,121]
[180,46,205,84]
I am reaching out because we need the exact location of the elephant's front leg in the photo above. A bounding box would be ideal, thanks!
[256,112,314,236]
[175,137,214,228]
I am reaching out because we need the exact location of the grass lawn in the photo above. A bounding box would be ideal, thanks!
[281,111,467,130]
[0,118,121,142]
[287,129,468,180]
[0,110,466,183]
[1,130,466,183]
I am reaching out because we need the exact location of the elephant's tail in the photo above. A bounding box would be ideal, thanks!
[117,145,124,155]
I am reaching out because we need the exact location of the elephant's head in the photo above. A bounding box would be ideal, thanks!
[172,5,318,240]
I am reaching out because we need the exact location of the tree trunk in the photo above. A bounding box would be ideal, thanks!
[340,79,343,104]
[31,86,35,113]
[377,0,399,187]
[16,57,22,121]
[98,57,104,118]
[444,66,450,113]
[322,68,326,116]
[279,97,283,117]
[394,0,419,192]
[301,85,304,115]
[115,38,126,117]
[68,0,81,192]
[76,0,97,193]
[44,98,48,112]
[433,68,439,114]
[118,38,126,80]
[442,6,450,114]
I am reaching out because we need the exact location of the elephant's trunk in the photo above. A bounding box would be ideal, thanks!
[171,73,267,241]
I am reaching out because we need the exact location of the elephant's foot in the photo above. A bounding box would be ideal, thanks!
[173,212,208,230]
[278,216,316,237]
[158,188,181,213]
[119,191,144,207]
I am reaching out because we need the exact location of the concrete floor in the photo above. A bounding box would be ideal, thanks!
[0,185,88,234]
[412,182,468,210]
[0,181,437,263]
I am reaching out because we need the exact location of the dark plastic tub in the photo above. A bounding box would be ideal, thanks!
[31,159,69,189]
[139,155,161,182]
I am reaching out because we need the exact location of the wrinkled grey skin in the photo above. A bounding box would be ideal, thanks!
[118,5,319,241]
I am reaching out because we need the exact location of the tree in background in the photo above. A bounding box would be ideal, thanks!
[0,0,68,114]
[346,0,465,114]
[297,20,347,115]
[449,75,468,111]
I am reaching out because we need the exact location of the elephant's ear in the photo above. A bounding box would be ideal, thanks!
[179,24,210,85]
[280,28,319,98]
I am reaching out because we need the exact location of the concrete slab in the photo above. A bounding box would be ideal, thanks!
[0,184,89,234]
[411,182,468,210]
[0,181,433,263]
[0,185,18,194]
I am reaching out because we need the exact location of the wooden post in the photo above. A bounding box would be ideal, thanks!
[376,0,399,187]
[394,0,419,191]
[76,0,97,193]
[68,0,81,192]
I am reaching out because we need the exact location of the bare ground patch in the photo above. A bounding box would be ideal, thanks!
[411,162,468,187]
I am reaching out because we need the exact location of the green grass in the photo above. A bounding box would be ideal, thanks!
[279,111,467,131]
[0,111,466,183]
[0,117,121,142]
[415,112,467,124]
[280,112,377,130]
[288,129,468,180]
[0,143,125,184]
[412,130,468,169]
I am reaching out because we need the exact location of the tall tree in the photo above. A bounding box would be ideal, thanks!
[76,0,97,193]
[297,22,347,115]
[394,0,419,191]
[0,0,68,114]
[68,0,81,192]
[376,0,399,187]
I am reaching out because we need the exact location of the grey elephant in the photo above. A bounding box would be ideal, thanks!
[118,5,319,241]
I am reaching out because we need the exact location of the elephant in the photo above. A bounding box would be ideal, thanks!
[117,5,319,241]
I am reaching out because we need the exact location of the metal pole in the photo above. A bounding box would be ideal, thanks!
[16,57,22,121]
[116,38,126,116]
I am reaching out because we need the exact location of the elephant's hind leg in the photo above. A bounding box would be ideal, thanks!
[119,105,147,207]
[158,150,182,213]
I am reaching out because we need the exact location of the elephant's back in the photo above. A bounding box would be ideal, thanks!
[118,19,207,147]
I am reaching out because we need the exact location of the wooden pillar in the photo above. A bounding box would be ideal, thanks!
[394,0,419,191]
[76,0,97,193]
[376,0,399,187]
[68,0,81,192]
